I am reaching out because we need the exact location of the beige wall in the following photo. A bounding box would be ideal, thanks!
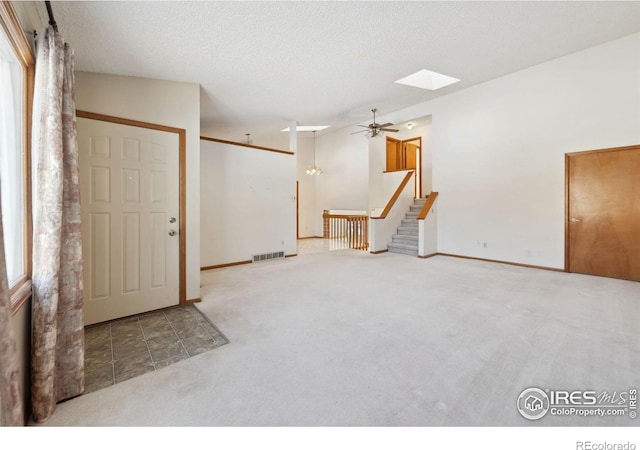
[10,301,31,423]
[74,72,201,301]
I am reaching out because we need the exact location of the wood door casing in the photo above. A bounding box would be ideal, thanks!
[78,115,183,324]
[566,145,640,281]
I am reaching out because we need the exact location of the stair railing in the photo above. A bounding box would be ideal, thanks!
[323,210,369,251]
[372,171,415,219]
[369,171,416,253]
[417,191,438,220]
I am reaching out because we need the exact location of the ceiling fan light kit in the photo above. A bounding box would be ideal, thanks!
[352,108,399,138]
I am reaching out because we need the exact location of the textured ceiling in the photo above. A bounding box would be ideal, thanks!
[37,1,640,142]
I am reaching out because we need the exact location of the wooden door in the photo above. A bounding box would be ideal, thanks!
[386,137,401,171]
[567,145,640,281]
[404,143,417,169]
[78,117,181,324]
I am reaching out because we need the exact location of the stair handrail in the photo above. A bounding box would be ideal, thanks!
[322,211,369,251]
[417,191,439,220]
[372,170,415,219]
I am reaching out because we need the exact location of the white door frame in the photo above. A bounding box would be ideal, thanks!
[77,110,187,306]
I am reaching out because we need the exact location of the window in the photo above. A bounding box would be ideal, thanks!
[0,23,25,287]
[0,2,35,310]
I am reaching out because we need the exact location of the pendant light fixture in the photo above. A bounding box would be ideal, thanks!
[306,130,323,175]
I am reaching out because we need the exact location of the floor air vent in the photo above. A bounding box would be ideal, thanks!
[252,251,285,263]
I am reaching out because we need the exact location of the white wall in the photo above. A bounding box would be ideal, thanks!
[200,127,317,239]
[369,172,416,253]
[389,121,433,195]
[376,170,413,215]
[318,32,640,268]
[75,72,202,300]
[368,133,386,213]
[296,135,317,237]
[419,198,438,257]
[369,122,432,210]
[314,128,369,235]
[314,119,433,237]
[200,140,297,267]
[433,32,640,268]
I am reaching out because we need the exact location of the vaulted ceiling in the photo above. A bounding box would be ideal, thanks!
[36,1,640,143]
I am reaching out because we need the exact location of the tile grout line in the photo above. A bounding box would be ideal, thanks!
[87,306,225,394]
[108,323,115,386]
[138,316,157,370]
[166,310,192,358]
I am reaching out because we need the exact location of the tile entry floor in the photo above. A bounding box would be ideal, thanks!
[84,305,228,395]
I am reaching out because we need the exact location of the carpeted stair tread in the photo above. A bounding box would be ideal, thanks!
[401,219,418,227]
[386,197,431,256]
[397,226,419,236]
[393,233,418,241]
[392,235,418,246]
[387,242,419,256]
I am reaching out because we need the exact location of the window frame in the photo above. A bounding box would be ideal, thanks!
[0,1,35,315]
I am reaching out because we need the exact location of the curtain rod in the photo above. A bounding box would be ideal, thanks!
[45,1,58,32]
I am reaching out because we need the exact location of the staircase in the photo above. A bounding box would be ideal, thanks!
[387,197,426,256]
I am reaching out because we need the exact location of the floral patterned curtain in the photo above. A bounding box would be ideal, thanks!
[0,192,23,426]
[31,26,84,423]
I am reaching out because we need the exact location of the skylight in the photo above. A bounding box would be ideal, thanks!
[281,125,331,132]
[394,69,460,91]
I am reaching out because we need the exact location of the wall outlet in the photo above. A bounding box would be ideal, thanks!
[483,242,488,248]
[526,249,533,257]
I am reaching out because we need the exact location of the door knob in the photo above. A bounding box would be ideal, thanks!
[570,218,582,223]
[169,217,176,223]
[168,229,177,236]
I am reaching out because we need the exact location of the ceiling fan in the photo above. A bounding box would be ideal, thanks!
[351,108,399,137]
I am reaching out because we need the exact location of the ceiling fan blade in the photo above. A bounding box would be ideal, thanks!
[378,123,393,128]
[350,129,368,135]
[380,128,399,132]
[356,124,370,128]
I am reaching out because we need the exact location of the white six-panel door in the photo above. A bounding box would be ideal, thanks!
[78,118,180,325]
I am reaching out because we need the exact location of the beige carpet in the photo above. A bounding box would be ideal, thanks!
[39,251,640,426]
